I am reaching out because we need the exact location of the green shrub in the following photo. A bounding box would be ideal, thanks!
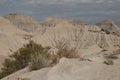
[0,40,50,79]
[0,59,17,78]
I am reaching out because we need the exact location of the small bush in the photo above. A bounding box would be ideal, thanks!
[49,54,60,65]
[48,48,79,67]
[0,40,50,79]
[0,59,17,78]
[29,53,50,70]
[50,40,80,64]
[53,39,80,58]
[57,47,79,58]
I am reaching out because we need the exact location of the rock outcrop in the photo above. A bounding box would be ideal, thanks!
[18,57,120,80]
[96,19,120,36]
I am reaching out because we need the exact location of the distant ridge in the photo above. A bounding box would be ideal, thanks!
[40,17,71,27]
[41,17,85,27]
[3,13,42,32]
[96,19,120,36]
[2,13,120,35]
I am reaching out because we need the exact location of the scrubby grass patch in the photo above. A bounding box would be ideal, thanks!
[29,53,50,70]
[0,40,80,79]
[50,40,80,65]
[0,40,50,79]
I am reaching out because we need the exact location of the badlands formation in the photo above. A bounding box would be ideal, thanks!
[0,14,120,80]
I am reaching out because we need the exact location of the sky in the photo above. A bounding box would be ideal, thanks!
[0,0,120,25]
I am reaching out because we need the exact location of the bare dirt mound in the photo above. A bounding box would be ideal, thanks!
[3,13,42,32]
[0,16,28,56]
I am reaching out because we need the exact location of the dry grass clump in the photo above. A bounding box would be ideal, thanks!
[53,38,80,57]
[29,53,50,70]
[49,48,80,66]
[57,47,80,58]
[49,40,80,65]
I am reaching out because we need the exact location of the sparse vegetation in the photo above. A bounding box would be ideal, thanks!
[0,38,80,79]
[104,59,114,65]
[46,30,81,64]
[0,40,50,79]
[29,53,50,70]
[103,53,119,65]
[49,39,80,64]
[49,46,79,65]
[57,45,79,58]
[105,54,118,59]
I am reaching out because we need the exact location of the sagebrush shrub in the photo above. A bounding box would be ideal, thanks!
[0,40,80,79]
[0,40,50,79]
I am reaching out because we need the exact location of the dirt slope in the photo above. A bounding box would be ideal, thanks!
[0,14,120,80]
[18,57,120,80]
[0,16,29,68]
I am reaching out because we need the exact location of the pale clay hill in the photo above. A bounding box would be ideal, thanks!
[3,14,42,32]
[0,16,29,69]
[0,14,120,80]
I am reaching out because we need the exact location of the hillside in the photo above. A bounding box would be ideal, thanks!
[0,14,120,80]
[0,16,29,68]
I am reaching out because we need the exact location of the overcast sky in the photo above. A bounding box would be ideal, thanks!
[0,0,120,25]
